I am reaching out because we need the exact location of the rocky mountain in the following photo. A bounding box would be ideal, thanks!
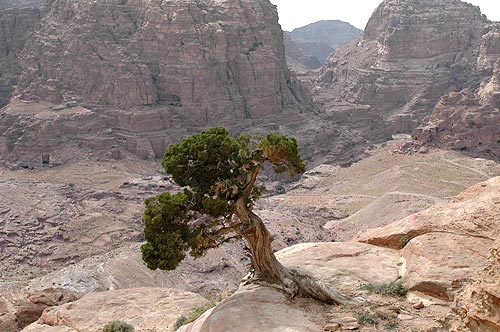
[287,20,362,68]
[0,0,317,167]
[0,6,41,108]
[0,0,384,170]
[318,0,487,134]
[413,23,500,160]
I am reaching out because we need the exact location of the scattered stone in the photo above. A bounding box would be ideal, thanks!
[413,301,425,310]
[398,314,417,321]
[323,323,341,331]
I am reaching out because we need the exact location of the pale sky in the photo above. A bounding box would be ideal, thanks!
[270,0,500,31]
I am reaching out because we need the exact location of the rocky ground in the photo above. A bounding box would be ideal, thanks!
[1,139,499,331]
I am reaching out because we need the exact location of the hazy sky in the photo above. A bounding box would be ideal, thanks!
[270,0,500,31]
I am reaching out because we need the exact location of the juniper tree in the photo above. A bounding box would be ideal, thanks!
[141,127,351,304]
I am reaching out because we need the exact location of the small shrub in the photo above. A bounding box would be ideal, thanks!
[385,322,399,330]
[399,235,411,248]
[360,281,408,297]
[103,321,134,332]
[174,302,216,330]
[358,313,378,325]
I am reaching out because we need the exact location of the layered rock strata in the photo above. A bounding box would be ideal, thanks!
[17,0,307,120]
[413,54,500,159]
[0,6,41,108]
[319,0,486,133]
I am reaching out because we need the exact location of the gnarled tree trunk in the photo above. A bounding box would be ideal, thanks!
[234,199,354,305]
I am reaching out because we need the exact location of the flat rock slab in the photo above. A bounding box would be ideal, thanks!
[325,192,442,241]
[22,288,208,332]
[402,233,492,300]
[178,285,321,332]
[354,177,500,249]
[276,242,401,292]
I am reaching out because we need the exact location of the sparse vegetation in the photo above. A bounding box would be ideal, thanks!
[358,313,378,325]
[103,321,135,332]
[384,322,399,330]
[399,235,411,248]
[174,302,216,330]
[360,281,408,297]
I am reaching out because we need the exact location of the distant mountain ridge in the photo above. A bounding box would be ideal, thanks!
[285,20,362,70]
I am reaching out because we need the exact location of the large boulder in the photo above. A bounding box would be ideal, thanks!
[355,177,500,248]
[276,242,401,292]
[178,285,321,332]
[22,288,209,332]
[355,176,500,300]
[15,289,81,329]
[454,240,500,332]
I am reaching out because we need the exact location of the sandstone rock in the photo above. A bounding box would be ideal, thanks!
[177,285,322,332]
[17,0,307,119]
[401,233,492,300]
[319,0,485,133]
[0,296,18,332]
[22,288,208,332]
[325,192,442,241]
[455,240,500,332]
[15,288,81,329]
[0,6,41,108]
[355,177,500,301]
[355,176,500,248]
[276,242,401,292]
[413,60,500,160]
[323,323,340,331]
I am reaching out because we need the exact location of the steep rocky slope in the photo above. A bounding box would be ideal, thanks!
[318,0,487,133]
[0,6,41,108]
[413,23,500,159]
[286,20,362,68]
[17,0,304,117]
[0,0,382,169]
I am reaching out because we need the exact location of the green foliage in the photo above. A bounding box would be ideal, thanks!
[399,235,411,248]
[103,321,134,332]
[384,322,399,330]
[142,127,305,271]
[174,302,216,330]
[358,313,378,325]
[141,192,198,270]
[360,281,408,297]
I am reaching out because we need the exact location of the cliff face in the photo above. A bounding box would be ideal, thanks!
[16,0,306,123]
[0,7,41,108]
[413,62,500,160]
[319,0,485,133]
[413,23,500,159]
[1,0,340,167]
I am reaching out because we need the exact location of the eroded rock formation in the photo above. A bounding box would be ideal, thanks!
[355,176,500,300]
[0,6,41,108]
[455,240,500,332]
[319,0,486,133]
[413,34,500,159]
[17,0,306,119]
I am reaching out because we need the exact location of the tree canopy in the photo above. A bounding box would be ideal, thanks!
[141,127,305,271]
